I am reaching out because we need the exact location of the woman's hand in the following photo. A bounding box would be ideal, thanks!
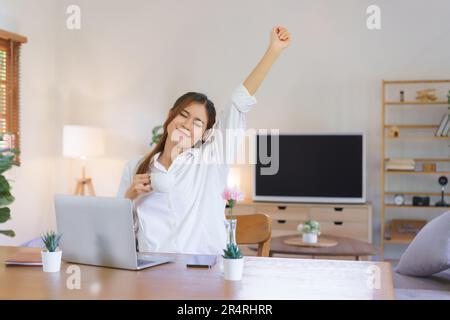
[125,174,153,200]
[269,26,292,52]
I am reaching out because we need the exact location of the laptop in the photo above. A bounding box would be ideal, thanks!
[54,194,173,270]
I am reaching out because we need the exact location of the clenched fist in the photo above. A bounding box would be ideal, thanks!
[269,26,292,52]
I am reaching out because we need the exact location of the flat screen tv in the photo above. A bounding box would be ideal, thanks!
[253,133,366,203]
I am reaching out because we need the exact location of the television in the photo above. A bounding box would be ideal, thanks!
[253,133,366,203]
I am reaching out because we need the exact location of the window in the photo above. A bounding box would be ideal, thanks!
[0,30,27,165]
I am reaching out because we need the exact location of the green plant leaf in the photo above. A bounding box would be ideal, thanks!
[0,207,11,223]
[222,243,243,259]
[0,192,14,206]
[0,161,12,175]
[0,230,15,237]
[41,230,62,252]
[152,125,163,135]
[0,175,11,193]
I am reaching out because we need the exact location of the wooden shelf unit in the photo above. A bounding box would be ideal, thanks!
[380,79,450,255]
[385,170,450,175]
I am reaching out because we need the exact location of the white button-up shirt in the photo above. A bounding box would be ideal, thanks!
[117,84,257,254]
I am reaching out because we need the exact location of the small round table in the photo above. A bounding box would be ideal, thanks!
[252,234,378,260]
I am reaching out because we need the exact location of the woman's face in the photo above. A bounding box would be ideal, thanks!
[167,102,209,149]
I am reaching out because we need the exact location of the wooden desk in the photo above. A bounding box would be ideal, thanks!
[0,246,394,299]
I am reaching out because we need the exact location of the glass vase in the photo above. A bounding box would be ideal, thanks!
[225,218,237,246]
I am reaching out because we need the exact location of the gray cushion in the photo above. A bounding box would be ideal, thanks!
[395,289,450,300]
[393,269,450,291]
[396,210,450,277]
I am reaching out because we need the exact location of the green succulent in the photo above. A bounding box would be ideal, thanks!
[0,133,18,238]
[222,243,243,259]
[41,231,62,252]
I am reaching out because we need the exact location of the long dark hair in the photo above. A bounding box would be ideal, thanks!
[135,92,216,174]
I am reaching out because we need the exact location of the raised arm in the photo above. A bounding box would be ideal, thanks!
[243,26,292,96]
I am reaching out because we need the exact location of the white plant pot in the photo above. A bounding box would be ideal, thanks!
[302,233,318,244]
[223,257,244,281]
[41,250,62,273]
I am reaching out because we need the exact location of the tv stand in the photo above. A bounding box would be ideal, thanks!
[233,201,372,243]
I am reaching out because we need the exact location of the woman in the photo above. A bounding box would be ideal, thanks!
[117,26,291,254]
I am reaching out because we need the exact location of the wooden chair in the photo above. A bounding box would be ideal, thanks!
[226,214,272,257]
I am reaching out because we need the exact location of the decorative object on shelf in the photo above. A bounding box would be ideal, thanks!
[435,113,450,137]
[416,89,437,102]
[0,133,18,238]
[412,196,430,207]
[283,235,338,248]
[297,220,321,244]
[422,163,436,172]
[63,125,105,196]
[394,194,405,206]
[400,90,405,102]
[435,176,449,207]
[222,187,244,281]
[41,231,62,273]
[150,125,163,147]
[385,158,415,171]
[388,126,400,138]
[390,219,427,242]
[447,90,450,104]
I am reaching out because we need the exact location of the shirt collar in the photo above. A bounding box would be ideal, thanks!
[150,148,199,171]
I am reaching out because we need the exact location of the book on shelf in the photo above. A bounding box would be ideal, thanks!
[435,114,449,136]
[392,219,426,235]
[385,158,416,171]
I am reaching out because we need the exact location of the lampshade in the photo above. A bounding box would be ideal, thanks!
[63,125,105,159]
[227,166,241,189]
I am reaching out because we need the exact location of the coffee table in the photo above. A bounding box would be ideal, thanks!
[251,234,378,260]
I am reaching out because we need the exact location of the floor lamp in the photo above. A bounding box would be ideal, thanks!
[63,125,105,196]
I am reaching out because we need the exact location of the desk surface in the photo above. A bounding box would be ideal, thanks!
[0,246,394,299]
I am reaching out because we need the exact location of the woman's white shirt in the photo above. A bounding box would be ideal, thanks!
[117,84,257,254]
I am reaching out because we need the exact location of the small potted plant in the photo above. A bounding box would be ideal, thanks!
[221,186,245,281]
[41,231,62,273]
[297,220,321,244]
[222,243,244,281]
[447,90,450,104]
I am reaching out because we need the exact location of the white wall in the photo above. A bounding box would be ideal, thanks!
[0,0,59,245]
[2,0,450,259]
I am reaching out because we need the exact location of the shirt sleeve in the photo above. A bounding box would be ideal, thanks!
[116,156,141,197]
[204,83,257,163]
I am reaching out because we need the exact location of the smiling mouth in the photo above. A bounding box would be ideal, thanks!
[177,128,190,137]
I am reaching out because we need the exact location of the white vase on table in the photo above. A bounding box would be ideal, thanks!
[302,233,318,244]
[223,257,244,281]
[41,250,62,273]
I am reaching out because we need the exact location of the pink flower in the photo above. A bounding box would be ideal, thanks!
[222,187,244,202]
[222,189,232,201]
